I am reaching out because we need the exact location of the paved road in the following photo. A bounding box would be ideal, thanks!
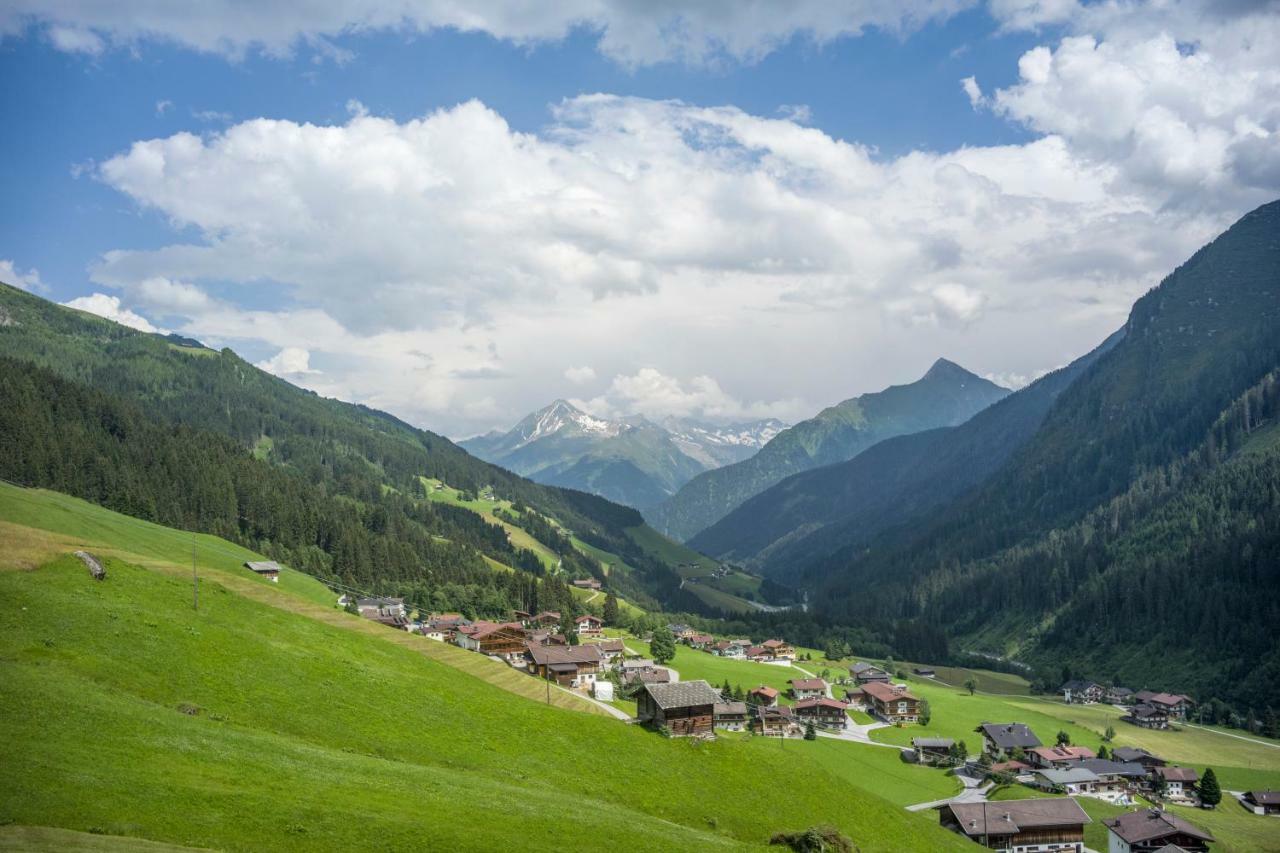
[905,779,993,812]
[815,719,904,750]
[550,682,633,721]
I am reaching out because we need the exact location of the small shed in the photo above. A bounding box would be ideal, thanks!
[636,680,720,737]
[244,560,281,583]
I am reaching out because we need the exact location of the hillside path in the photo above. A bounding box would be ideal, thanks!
[816,720,901,749]
[904,779,992,812]
[549,683,633,721]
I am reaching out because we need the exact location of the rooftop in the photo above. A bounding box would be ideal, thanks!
[641,680,722,710]
[1104,809,1213,844]
[945,798,1089,837]
[976,722,1043,749]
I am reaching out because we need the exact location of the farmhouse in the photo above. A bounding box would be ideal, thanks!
[713,701,749,731]
[244,560,281,583]
[748,685,779,707]
[471,623,529,660]
[759,639,795,660]
[583,637,625,664]
[789,678,828,700]
[753,704,802,738]
[1123,704,1170,730]
[1147,693,1194,720]
[574,614,603,639]
[850,662,890,684]
[668,623,696,640]
[976,722,1043,759]
[843,687,868,710]
[1030,767,1101,795]
[1243,790,1280,815]
[792,697,848,729]
[1074,759,1148,798]
[1060,680,1104,704]
[687,633,714,649]
[635,680,720,737]
[913,737,955,765]
[419,624,449,641]
[1107,686,1136,704]
[913,666,936,677]
[1027,745,1096,769]
[1111,747,1166,770]
[938,797,1089,852]
[1154,767,1199,804]
[860,681,920,723]
[525,642,605,689]
[533,611,561,626]
[1103,807,1213,852]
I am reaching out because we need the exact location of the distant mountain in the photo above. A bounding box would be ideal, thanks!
[802,199,1280,712]
[646,359,1011,542]
[690,333,1123,572]
[462,400,784,509]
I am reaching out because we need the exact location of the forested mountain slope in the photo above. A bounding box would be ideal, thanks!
[690,331,1122,573]
[0,284,696,610]
[647,359,1009,541]
[806,199,1280,711]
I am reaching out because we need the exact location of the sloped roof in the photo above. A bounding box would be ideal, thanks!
[1104,809,1213,844]
[1075,759,1147,778]
[641,679,721,710]
[1034,767,1100,785]
[976,722,1042,749]
[244,560,282,573]
[525,642,604,666]
[1112,747,1160,763]
[714,701,748,716]
[1247,790,1280,805]
[794,697,847,711]
[1029,745,1095,763]
[1157,766,1199,782]
[913,737,955,748]
[945,798,1089,837]
[790,678,826,691]
[861,681,917,702]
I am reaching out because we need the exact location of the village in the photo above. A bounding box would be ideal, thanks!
[300,571,1278,853]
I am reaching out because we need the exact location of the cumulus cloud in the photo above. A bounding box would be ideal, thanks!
[0,259,45,292]
[256,346,318,376]
[564,365,596,384]
[62,293,160,333]
[574,368,801,422]
[0,0,972,66]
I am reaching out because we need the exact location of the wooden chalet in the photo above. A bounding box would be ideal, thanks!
[471,623,528,659]
[1123,704,1170,730]
[636,680,720,737]
[913,737,955,765]
[1103,807,1213,852]
[687,633,715,649]
[748,685,779,707]
[582,637,625,664]
[759,638,795,660]
[843,686,868,710]
[713,701,749,731]
[975,722,1043,759]
[939,798,1089,852]
[525,642,605,689]
[860,681,921,723]
[849,661,890,684]
[574,614,604,639]
[243,560,281,583]
[793,697,848,729]
[1154,766,1199,803]
[1111,747,1166,770]
[789,677,827,700]
[1027,744,1096,769]
[1060,679,1104,704]
[752,704,801,738]
[1244,790,1280,815]
[533,610,561,627]
[1107,686,1136,704]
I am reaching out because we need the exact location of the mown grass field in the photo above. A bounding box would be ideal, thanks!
[0,486,972,852]
[421,477,560,570]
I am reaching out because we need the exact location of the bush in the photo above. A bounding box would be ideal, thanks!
[769,825,858,853]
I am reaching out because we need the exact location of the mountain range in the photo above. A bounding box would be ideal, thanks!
[646,359,1011,541]
[461,400,786,509]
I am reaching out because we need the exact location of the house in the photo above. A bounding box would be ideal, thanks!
[1027,745,1097,769]
[1154,767,1199,804]
[860,681,920,723]
[635,680,720,737]
[572,578,602,591]
[913,737,955,765]
[1147,693,1194,720]
[1243,790,1280,815]
[1107,686,1136,704]
[244,560,281,583]
[687,633,715,649]
[843,687,868,711]
[1073,759,1148,801]
[582,637,625,664]
[1103,807,1214,852]
[989,760,1032,777]
[938,797,1090,852]
[1112,747,1166,770]
[759,639,795,660]
[525,642,605,689]
[850,662,890,684]
[753,704,802,738]
[357,596,406,619]
[429,612,467,629]
[668,623,696,640]
[533,610,561,627]
[712,639,749,659]
[574,614,604,639]
[793,698,848,729]
[913,667,936,677]
[975,722,1043,759]
[419,624,449,641]
[1031,767,1102,795]
[1060,680,1104,704]
[748,685,779,707]
[789,678,828,700]
[1123,704,1170,730]
[714,701,749,731]
[470,623,529,661]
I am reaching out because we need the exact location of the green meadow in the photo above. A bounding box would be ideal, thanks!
[0,485,970,852]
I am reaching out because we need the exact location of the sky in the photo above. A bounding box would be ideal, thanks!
[2,1,1278,438]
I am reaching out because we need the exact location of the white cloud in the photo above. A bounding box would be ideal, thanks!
[256,347,319,376]
[564,365,596,384]
[573,368,801,422]
[1,1,973,66]
[62,293,160,333]
[0,259,45,293]
[961,75,984,108]
[154,99,172,116]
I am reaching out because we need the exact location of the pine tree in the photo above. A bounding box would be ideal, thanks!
[1199,767,1222,809]
[602,592,619,626]
[1097,744,1109,760]
[804,722,817,740]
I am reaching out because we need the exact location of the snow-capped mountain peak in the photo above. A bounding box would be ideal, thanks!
[514,399,625,447]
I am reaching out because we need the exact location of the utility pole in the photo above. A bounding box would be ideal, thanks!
[192,535,199,611]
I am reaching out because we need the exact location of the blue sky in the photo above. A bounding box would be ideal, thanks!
[1,2,1276,436]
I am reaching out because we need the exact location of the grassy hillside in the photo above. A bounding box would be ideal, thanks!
[0,484,974,851]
